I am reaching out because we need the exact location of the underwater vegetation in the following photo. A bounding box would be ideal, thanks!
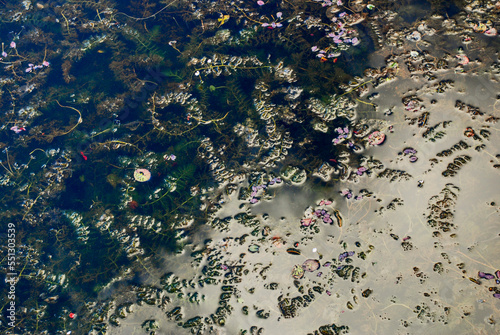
[0,0,499,334]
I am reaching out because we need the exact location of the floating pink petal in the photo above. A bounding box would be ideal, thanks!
[367,131,386,146]
[11,126,23,133]
[301,218,313,227]
[133,168,151,182]
[484,28,497,37]
[478,271,495,280]
[456,54,469,65]
[302,259,321,272]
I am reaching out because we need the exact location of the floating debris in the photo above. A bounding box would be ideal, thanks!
[287,248,301,255]
[292,265,305,279]
[456,54,469,65]
[301,218,313,227]
[469,277,481,285]
[248,244,260,253]
[484,28,497,37]
[464,127,475,137]
[332,209,343,227]
[367,131,386,146]
[338,251,355,262]
[134,168,151,182]
[302,259,321,272]
[478,272,495,280]
[362,289,373,298]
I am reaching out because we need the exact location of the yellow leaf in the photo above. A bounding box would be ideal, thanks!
[218,15,230,26]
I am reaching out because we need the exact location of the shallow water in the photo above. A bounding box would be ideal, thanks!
[125,67,500,335]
